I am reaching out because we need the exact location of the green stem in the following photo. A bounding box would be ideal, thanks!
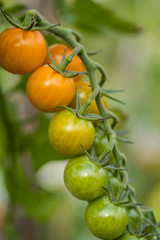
[46,25,158,234]
[78,85,101,115]
[60,45,83,71]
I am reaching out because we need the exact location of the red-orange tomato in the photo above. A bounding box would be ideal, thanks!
[26,65,76,112]
[0,27,47,74]
[45,44,85,80]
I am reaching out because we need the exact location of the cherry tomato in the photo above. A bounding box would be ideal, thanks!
[48,109,95,156]
[95,127,108,156]
[70,80,108,114]
[64,155,108,201]
[45,44,85,80]
[94,128,114,164]
[127,208,141,231]
[85,195,128,239]
[0,27,47,74]
[110,175,123,198]
[26,65,75,112]
[118,232,147,240]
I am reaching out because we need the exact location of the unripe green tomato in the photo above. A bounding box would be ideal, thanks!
[127,208,141,231]
[110,175,123,199]
[64,155,108,201]
[85,195,128,240]
[95,127,114,162]
[48,110,95,156]
[117,232,147,240]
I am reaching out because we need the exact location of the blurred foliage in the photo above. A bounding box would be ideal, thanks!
[54,0,141,33]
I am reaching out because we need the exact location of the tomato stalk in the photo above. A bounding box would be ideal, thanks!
[45,25,159,237]
[78,85,101,115]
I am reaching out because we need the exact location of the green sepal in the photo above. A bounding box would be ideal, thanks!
[116,136,134,144]
[87,49,102,56]
[101,89,125,105]
[78,112,111,121]
[80,144,95,162]
[103,89,125,94]
[48,63,87,78]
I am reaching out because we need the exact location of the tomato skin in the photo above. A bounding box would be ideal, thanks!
[85,196,128,240]
[45,44,85,80]
[110,175,123,198]
[64,155,108,201]
[117,232,147,240]
[70,80,108,114]
[0,27,47,74]
[95,127,109,156]
[127,208,141,231]
[48,110,95,156]
[26,65,75,112]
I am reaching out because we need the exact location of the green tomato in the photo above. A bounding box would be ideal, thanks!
[118,232,147,240]
[85,195,128,239]
[127,208,141,231]
[110,175,123,199]
[64,155,108,201]
[48,109,95,156]
[95,127,114,163]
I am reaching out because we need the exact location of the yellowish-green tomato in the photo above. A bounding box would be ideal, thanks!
[48,109,95,156]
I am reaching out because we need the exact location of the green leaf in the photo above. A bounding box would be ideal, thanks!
[0,113,8,161]
[27,115,69,171]
[15,183,64,221]
[70,0,141,34]
[5,4,27,15]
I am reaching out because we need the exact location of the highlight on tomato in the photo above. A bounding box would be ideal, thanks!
[48,109,95,156]
[0,27,47,74]
[70,80,108,114]
[64,155,108,201]
[85,195,128,240]
[26,65,76,112]
[45,44,85,80]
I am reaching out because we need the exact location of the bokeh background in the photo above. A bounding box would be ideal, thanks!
[0,0,160,239]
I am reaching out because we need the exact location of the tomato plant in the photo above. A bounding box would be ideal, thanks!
[0,4,159,240]
[85,195,128,239]
[0,27,47,74]
[26,65,76,112]
[64,155,108,201]
[48,109,95,156]
[45,44,85,80]
[70,80,108,114]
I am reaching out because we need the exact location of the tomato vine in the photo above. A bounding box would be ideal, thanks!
[0,3,159,240]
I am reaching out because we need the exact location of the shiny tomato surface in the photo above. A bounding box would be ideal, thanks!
[26,65,75,112]
[48,109,95,156]
[64,155,108,201]
[85,195,128,239]
[0,27,47,74]
[45,44,85,80]
[70,80,108,114]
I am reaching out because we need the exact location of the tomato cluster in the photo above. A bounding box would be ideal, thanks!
[0,25,147,240]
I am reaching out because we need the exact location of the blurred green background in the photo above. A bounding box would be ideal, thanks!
[0,0,160,239]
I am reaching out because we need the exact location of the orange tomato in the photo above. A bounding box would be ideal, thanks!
[26,65,76,112]
[70,80,108,114]
[0,27,47,74]
[45,44,85,80]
